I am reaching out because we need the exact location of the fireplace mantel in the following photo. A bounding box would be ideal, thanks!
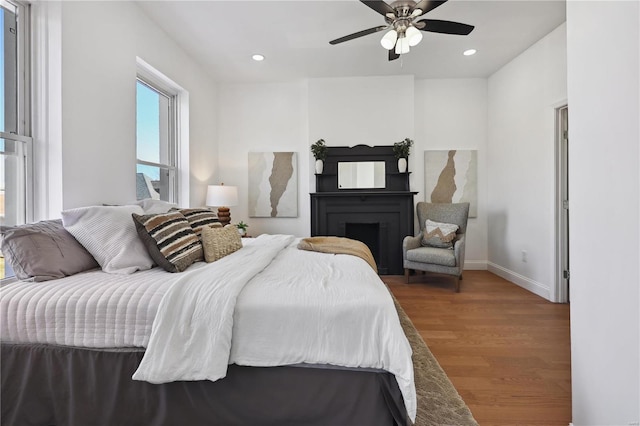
[310,145,416,274]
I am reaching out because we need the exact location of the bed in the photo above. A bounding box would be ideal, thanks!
[0,207,417,426]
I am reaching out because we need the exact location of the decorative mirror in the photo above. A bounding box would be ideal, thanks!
[338,161,386,189]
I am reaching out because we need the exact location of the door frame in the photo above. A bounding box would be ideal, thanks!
[554,104,569,303]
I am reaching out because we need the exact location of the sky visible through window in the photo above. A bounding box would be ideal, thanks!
[1,8,5,193]
[137,81,162,181]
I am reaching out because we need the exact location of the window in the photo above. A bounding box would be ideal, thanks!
[1,0,31,280]
[136,78,177,203]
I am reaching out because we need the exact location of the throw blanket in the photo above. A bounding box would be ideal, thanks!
[133,234,295,383]
[297,236,378,272]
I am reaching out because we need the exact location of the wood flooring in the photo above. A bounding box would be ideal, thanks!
[384,271,571,426]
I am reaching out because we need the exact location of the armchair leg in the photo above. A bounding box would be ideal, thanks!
[455,276,461,293]
[404,268,410,283]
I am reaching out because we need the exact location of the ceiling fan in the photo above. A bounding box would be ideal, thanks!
[329,0,474,61]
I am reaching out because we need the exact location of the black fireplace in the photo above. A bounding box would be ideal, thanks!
[310,145,416,275]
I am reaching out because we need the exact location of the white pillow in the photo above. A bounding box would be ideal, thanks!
[61,205,154,274]
[136,198,178,214]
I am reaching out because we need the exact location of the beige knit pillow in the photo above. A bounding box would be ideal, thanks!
[201,225,242,262]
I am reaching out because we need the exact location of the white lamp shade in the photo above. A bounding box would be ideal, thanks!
[395,36,410,54]
[206,185,238,207]
[380,29,398,50]
[406,25,423,47]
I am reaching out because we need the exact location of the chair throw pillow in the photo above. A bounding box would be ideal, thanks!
[201,225,242,262]
[421,219,459,249]
[61,205,154,274]
[0,219,99,282]
[132,211,203,273]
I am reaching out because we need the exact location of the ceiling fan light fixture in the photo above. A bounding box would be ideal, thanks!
[405,25,423,47]
[395,36,410,55]
[463,49,477,56]
[380,29,398,50]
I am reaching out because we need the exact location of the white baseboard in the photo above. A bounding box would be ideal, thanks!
[487,262,551,300]
[464,260,488,270]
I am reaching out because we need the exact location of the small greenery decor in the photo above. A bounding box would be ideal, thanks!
[393,138,414,159]
[311,139,328,161]
[236,221,249,232]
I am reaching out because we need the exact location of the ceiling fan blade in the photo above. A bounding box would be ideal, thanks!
[412,0,447,16]
[388,49,400,61]
[329,25,388,45]
[360,0,395,17]
[416,19,474,35]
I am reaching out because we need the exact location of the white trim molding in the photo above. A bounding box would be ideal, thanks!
[31,1,63,220]
[487,262,551,300]
[464,260,488,270]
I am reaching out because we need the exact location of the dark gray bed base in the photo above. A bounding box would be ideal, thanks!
[1,343,408,426]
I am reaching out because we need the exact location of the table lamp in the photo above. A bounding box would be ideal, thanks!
[206,184,238,227]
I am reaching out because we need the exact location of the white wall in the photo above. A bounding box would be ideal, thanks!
[217,81,309,237]
[60,1,217,210]
[217,74,490,269]
[308,75,415,198]
[308,75,414,149]
[414,79,488,268]
[486,23,567,299]
[135,8,218,208]
[567,1,639,423]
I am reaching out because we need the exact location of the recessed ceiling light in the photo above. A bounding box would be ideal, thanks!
[463,49,477,56]
[252,54,265,61]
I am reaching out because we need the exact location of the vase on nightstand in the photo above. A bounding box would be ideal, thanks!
[315,159,324,174]
[398,158,407,173]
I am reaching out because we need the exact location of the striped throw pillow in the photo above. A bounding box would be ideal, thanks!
[132,211,203,273]
[178,208,220,238]
[421,219,459,249]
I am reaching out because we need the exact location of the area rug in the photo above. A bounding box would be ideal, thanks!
[393,294,478,426]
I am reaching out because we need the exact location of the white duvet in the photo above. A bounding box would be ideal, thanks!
[1,234,416,421]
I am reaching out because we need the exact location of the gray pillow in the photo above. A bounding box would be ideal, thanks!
[0,219,99,282]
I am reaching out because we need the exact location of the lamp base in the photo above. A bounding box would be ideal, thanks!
[217,207,231,227]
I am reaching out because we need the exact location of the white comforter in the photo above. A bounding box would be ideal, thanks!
[1,234,416,420]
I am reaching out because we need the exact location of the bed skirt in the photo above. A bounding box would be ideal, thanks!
[1,342,408,426]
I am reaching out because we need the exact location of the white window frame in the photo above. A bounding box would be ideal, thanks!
[1,0,31,283]
[136,77,177,203]
[0,0,32,225]
[136,58,189,206]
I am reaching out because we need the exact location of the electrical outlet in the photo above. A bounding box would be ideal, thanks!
[521,250,527,262]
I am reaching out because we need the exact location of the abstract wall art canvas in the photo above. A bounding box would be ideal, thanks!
[248,152,298,217]
[424,150,478,218]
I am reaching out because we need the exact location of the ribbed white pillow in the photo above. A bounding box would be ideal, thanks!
[61,205,154,274]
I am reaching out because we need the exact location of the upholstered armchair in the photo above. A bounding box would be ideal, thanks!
[402,202,470,292]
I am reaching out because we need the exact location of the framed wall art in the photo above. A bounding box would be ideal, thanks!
[424,150,477,218]
[248,152,298,217]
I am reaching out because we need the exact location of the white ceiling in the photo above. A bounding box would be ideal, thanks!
[137,0,566,84]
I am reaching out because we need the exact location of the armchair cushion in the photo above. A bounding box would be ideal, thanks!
[406,246,456,267]
[421,219,459,249]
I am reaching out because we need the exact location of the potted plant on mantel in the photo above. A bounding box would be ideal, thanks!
[311,139,328,174]
[393,138,413,173]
